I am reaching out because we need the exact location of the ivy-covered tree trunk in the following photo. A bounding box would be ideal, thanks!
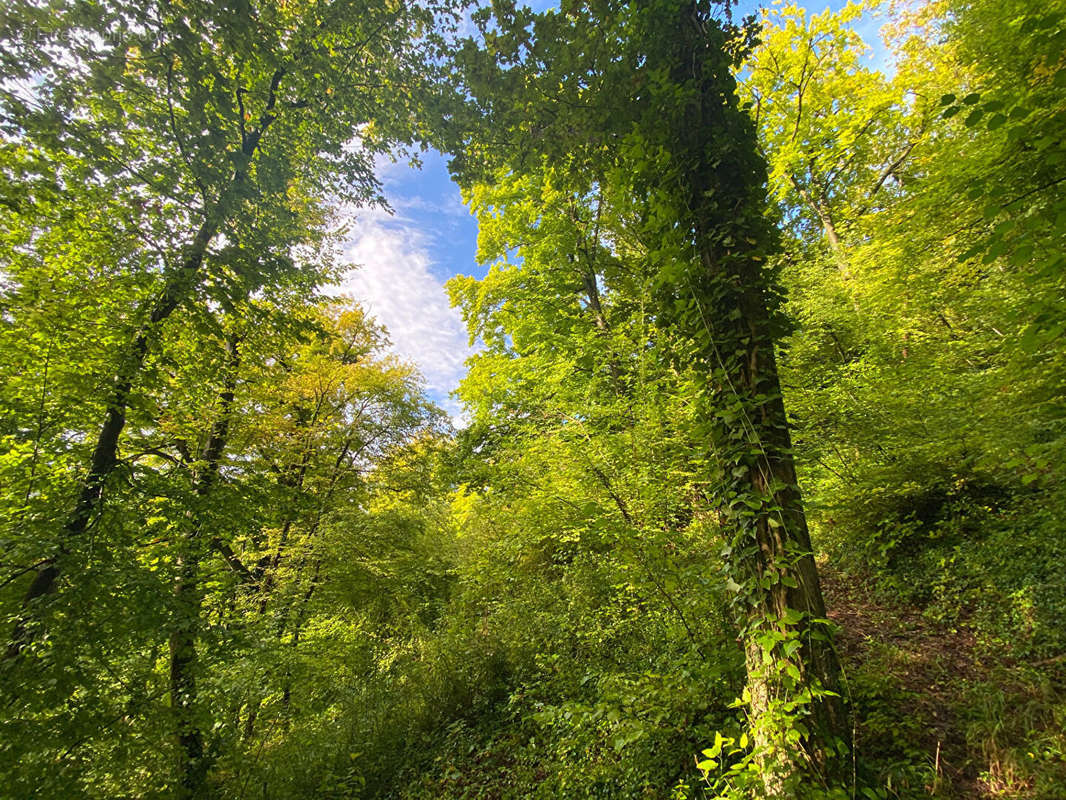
[665,4,848,793]
[450,0,850,791]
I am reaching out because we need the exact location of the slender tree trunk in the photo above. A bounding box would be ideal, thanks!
[279,559,322,728]
[169,548,209,799]
[793,179,848,266]
[791,177,864,316]
[242,697,261,743]
[4,218,219,660]
[240,430,356,740]
[169,334,241,798]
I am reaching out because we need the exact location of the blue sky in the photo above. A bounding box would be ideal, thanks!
[339,148,480,422]
[336,0,889,422]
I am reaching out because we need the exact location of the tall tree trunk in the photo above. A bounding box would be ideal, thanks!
[169,334,242,798]
[4,217,218,660]
[668,4,848,793]
[241,429,357,740]
[279,559,322,728]
[169,549,209,799]
[690,227,846,792]
[721,290,845,792]
[792,178,848,266]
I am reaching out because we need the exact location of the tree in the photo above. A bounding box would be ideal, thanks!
[0,0,461,794]
[744,0,1066,578]
[451,2,848,794]
[745,2,924,268]
[0,0,458,655]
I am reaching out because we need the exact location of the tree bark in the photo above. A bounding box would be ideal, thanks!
[669,4,848,793]
[168,333,241,798]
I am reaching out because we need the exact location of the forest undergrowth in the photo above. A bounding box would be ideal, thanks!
[823,564,1066,799]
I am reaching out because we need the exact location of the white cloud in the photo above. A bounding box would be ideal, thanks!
[372,151,421,188]
[393,194,470,219]
[337,211,474,423]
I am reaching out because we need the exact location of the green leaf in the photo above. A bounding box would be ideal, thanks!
[986,113,1007,130]
[782,607,806,625]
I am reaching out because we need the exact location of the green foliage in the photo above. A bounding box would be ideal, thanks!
[747,0,1066,796]
[1,0,1064,798]
[0,0,461,796]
